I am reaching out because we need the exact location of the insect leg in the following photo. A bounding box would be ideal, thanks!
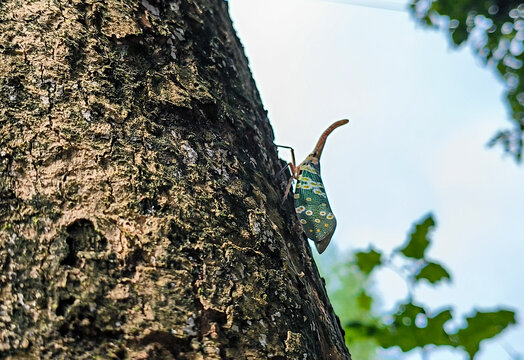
[276,145,299,203]
[276,145,297,172]
[275,162,291,178]
[281,176,294,205]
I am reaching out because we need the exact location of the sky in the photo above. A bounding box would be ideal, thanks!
[227,1,524,359]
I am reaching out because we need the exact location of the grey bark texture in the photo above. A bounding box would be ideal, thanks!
[0,0,351,359]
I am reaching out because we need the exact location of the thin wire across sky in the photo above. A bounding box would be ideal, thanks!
[317,0,407,12]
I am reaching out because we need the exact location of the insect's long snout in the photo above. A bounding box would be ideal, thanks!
[312,119,349,159]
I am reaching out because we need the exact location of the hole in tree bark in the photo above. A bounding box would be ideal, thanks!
[56,296,76,317]
[139,331,192,357]
[60,219,107,267]
[62,235,77,266]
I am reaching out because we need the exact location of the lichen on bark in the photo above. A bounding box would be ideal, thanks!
[0,0,351,359]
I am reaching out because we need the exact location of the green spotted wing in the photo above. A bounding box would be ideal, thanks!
[293,160,337,253]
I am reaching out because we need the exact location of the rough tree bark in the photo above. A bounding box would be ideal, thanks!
[0,0,351,359]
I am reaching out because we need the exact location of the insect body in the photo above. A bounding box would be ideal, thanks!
[280,119,349,254]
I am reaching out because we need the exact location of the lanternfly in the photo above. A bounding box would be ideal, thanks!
[278,119,349,254]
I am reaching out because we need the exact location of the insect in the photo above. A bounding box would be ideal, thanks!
[278,119,349,254]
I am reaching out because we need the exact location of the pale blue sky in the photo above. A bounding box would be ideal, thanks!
[228,0,524,359]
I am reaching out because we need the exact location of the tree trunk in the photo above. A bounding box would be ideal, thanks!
[0,0,350,359]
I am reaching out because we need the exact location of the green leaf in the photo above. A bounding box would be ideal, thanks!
[415,261,451,284]
[357,291,372,311]
[345,321,381,339]
[455,309,516,359]
[375,302,453,351]
[355,248,382,275]
[451,26,468,46]
[379,303,453,349]
[421,309,454,346]
[399,214,435,259]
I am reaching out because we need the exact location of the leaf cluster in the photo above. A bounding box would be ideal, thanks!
[332,214,516,359]
[410,0,524,161]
